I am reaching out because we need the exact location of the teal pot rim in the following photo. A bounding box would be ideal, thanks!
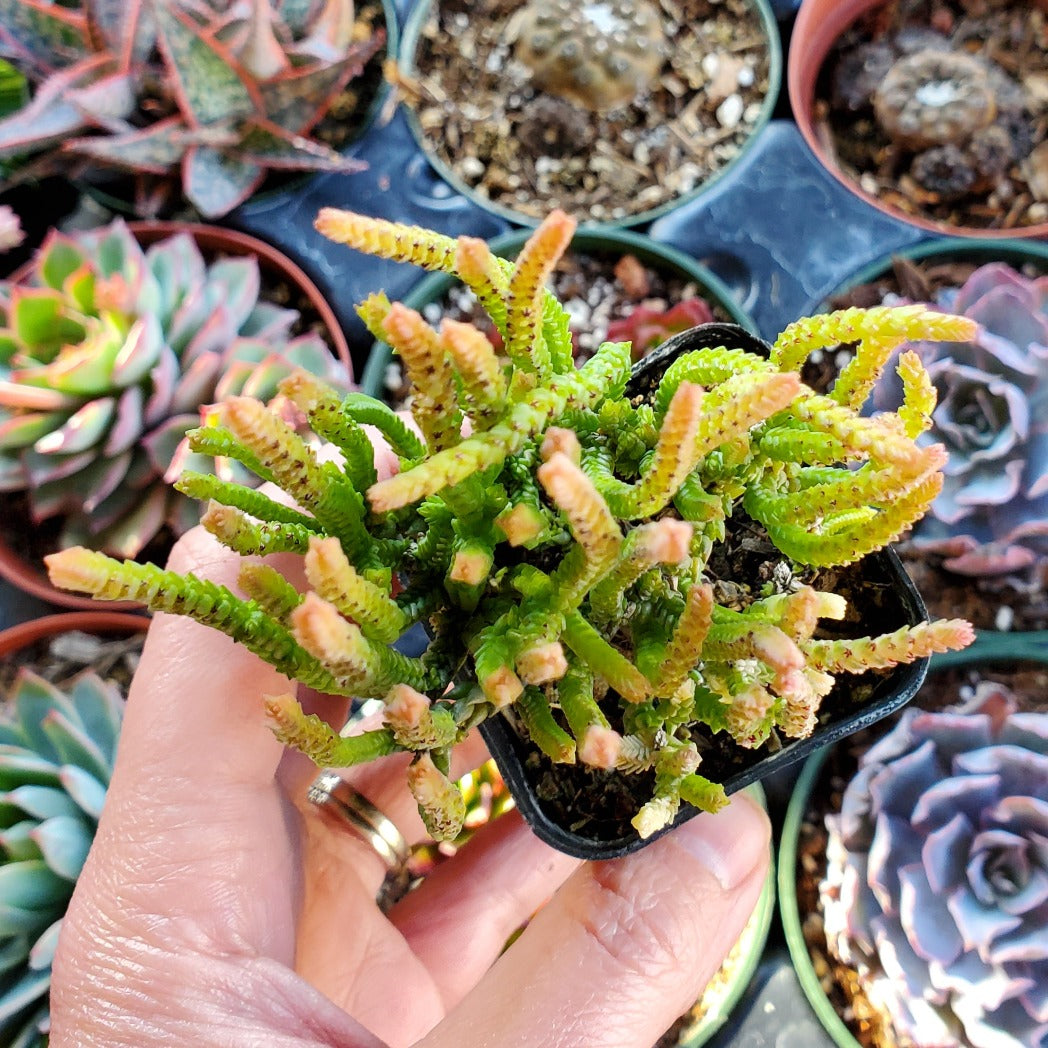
[823,237,1048,308]
[778,641,1048,1048]
[396,0,782,231]
[678,783,777,1048]
[79,0,398,221]
[360,226,756,398]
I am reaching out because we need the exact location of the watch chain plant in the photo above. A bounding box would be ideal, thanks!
[0,0,384,217]
[0,665,125,1047]
[48,209,975,844]
[871,262,1048,579]
[0,218,347,559]
[821,680,1048,1048]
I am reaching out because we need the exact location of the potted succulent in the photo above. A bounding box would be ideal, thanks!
[0,217,352,610]
[780,644,1048,1048]
[360,225,755,401]
[47,208,975,859]
[809,239,1048,653]
[0,0,391,218]
[788,0,1048,239]
[396,0,781,227]
[0,610,146,1048]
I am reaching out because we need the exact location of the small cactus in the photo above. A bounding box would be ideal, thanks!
[513,0,667,112]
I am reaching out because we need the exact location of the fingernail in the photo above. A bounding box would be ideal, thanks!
[670,793,770,890]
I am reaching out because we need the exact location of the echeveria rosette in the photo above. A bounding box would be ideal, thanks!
[0,219,346,559]
[821,683,1048,1048]
[0,668,124,1047]
[872,263,1048,577]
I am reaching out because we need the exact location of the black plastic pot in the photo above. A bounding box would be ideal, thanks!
[480,322,932,860]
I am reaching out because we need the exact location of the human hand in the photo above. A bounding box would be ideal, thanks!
[50,535,770,1048]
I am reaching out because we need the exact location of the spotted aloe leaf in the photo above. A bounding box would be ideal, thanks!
[64,116,195,176]
[181,145,264,219]
[0,0,90,71]
[236,119,365,172]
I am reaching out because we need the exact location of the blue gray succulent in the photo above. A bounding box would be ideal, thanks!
[821,680,1048,1048]
[873,262,1048,577]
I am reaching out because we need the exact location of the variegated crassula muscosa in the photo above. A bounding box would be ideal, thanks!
[48,210,975,846]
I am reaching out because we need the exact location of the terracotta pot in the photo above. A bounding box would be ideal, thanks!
[788,0,1048,240]
[0,222,351,612]
[480,323,933,860]
[360,226,756,399]
[0,610,148,661]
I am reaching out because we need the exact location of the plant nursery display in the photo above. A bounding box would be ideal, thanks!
[786,656,1048,1048]
[0,218,349,606]
[46,209,975,858]
[0,613,146,1048]
[398,0,779,225]
[792,0,1048,235]
[0,0,387,217]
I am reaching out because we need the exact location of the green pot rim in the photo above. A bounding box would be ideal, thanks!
[778,643,1048,1048]
[678,783,777,1047]
[360,226,756,398]
[829,237,1048,305]
[396,0,783,230]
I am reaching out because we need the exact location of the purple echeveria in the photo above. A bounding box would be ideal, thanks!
[872,262,1048,577]
[821,681,1048,1048]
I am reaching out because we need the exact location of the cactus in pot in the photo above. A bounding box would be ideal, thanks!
[47,209,976,854]
[0,218,347,560]
[0,0,385,217]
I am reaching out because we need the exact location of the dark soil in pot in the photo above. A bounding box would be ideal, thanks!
[822,251,1048,634]
[792,659,1048,1048]
[401,0,776,225]
[815,0,1048,233]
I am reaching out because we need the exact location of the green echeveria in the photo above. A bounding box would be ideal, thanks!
[0,218,347,559]
[0,664,124,1047]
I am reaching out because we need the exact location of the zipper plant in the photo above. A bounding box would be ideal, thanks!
[48,209,976,854]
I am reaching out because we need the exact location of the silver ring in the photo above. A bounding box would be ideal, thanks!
[306,771,410,872]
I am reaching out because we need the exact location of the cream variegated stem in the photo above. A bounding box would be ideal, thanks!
[588,519,693,624]
[384,684,458,750]
[653,346,775,416]
[408,753,466,842]
[540,426,581,464]
[305,536,407,644]
[649,581,713,697]
[538,452,623,610]
[356,291,393,343]
[46,548,340,693]
[315,209,459,274]
[516,640,569,685]
[440,318,506,430]
[562,610,650,704]
[896,350,937,439]
[367,338,631,512]
[175,472,317,529]
[454,235,510,330]
[264,693,398,766]
[806,619,975,673]
[703,619,804,677]
[381,303,462,453]
[237,563,303,623]
[555,661,610,747]
[494,502,546,547]
[504,210,576,378]
[201,502,315,556]
[291,592,429,696]
[771,305,978,376]
[724,682,777,748]
[632,743,702,838]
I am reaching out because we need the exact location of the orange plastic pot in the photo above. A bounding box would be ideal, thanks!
[0,223,352,612]
[0,611,148,661]
[788,0,1048,240]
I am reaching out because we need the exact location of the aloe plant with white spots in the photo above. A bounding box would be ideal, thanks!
[48,209,976,845]
[0,665,124,1047]
[0,218,347,559]
[0,0,384,217]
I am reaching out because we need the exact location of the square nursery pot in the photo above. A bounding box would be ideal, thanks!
[479,323,934,860]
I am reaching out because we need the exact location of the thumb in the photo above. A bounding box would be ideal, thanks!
[420,792,770,1048]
